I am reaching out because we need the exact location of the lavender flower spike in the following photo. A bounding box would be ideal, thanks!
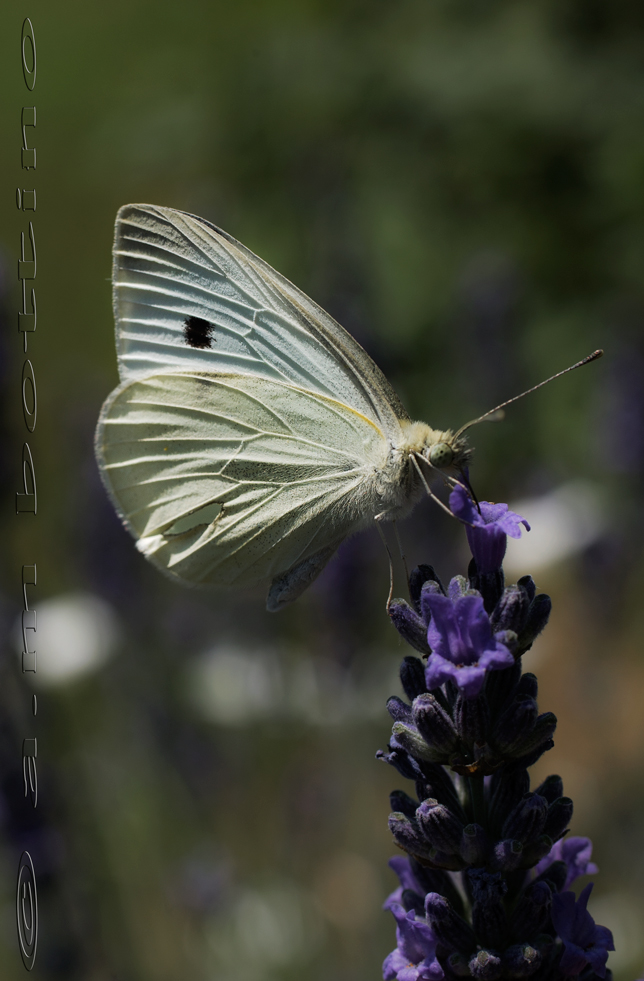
[381,467,615,977]
[450,484,530,573]
[383,902,444,981]
[425,588,515,698]
[551,883,615,978]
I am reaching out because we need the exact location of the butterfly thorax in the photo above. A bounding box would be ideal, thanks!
[370,421,471,523]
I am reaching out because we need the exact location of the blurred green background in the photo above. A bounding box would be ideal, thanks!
[1,1,644,978]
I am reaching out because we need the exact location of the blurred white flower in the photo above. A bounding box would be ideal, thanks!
[185,642,400,728]
[203,880,324,980]
[503,480,607,575]
[186,645,283,725]
[14,592,120,686]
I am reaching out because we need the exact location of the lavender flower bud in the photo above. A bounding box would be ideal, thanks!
[518,833,553,869]
[517,575,536,602]
[415,762,465,820]
[388,812,434,860]
[419,579,445,625]
[410,859,466,915]
[517,594,552,654]
[388,599,430,654]
[416,799,464,854]
[455,693,489,746]
[486,660,522,717]
[409,564,443,612]
[491,584,531,634]
[494,628,519,656]
[460,823,490,865]
[401,888,425,916]
[533,859,567,893]
[412,694,460,755]
[425,892,477,954]
[468,560,505,614]
[509,713,557,761]
[492,696,538,754]
[489,767,530,833]
[509,880,552,940]
[501,793,548,844]
[386,696,412,724]
[400,656,429,701]
[502,943,542,978]
[428,848,468,871]
[533,774,563,804]
[490,838,524,872]
[469,950,503,980]
[469,869,508,949]
[376,746,421,781]
[516,672,538,698]
[543,796,573,841]
[513,736,555,770]
[392,722,447,763]
[389,790,419,819]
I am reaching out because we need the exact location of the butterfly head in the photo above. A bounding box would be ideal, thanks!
[428,437,460,470]
[424,429,472,476]
[400,421,472,477]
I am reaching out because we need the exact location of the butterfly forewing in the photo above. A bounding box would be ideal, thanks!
[113,204,409,439]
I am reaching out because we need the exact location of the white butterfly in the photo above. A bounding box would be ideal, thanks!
[95,204,472,610]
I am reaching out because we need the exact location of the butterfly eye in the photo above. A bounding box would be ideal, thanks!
[428,442,455,468]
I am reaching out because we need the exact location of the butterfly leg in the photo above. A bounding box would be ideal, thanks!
[411,454,477,527]
[374,517,395,612]
[392,521,410,594]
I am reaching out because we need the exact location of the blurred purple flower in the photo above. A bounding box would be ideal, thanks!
[424,582,515,698]
[383,902,444,981]
[551,883,614,978]
[450,485,530,573]
[535,836,598,890]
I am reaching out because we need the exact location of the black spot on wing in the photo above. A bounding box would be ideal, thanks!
[183,316,215,349]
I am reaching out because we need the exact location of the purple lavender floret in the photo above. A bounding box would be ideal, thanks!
[535,836,599,890]
[383,902,444,981]
[551,884,614,978]
[424,583,515,698]
[450,484,530,573]
[383,856,424,911]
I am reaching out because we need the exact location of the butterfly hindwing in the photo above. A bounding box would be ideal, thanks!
[96,371,390,593]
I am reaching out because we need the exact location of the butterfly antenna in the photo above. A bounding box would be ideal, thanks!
[454,349,604,438]
[375,518,395,612]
